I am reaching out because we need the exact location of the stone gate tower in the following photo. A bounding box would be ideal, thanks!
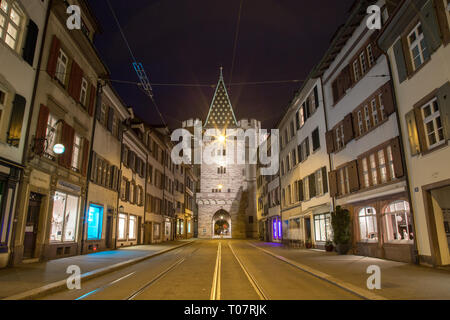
[182,68,260,239]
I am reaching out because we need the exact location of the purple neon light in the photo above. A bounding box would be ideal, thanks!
[278,220,281,239]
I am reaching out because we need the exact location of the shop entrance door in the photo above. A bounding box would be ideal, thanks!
[305,217,312,241]
[23,193,42,259]
[105,215,113,249]
[429,185,450,265]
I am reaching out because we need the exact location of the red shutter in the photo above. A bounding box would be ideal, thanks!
[325,130,335,154]
[352,110,360,138]
[343,113,354,144]
[65,126,75,169]
[46,35,60,78]
[357,158,365,189]
[81,138,90,176]
[35,104,49,155]
[88,83,96,116]
[69,61,83,102]
[382,81,396,116]
[391,137,404,178]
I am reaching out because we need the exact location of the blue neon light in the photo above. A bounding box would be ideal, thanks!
[87,204,103,240]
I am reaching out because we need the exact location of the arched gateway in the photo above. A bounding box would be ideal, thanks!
[212,210,231,238]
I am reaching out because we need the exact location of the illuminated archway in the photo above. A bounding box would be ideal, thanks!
[212,209,231,238]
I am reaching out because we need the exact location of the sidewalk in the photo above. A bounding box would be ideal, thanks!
[251,241,450,300]
[0,240,193,299]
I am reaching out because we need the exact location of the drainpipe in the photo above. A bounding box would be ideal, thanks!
[80,80,104,256]
[9,0,53,266]
[384,56,420,265]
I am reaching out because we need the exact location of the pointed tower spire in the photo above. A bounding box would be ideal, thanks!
[204,67,238,128]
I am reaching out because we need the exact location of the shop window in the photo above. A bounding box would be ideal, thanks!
[187,221,191,233]
[50,192,79,242]
[118,213,126,240]
[128,215,136,240]
[87,204,103,240]
[358,207,378,241]
[384,201,414,242]
[314,213,332,242]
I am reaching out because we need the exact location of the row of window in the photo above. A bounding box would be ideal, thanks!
[122,146,145,178]
[120,177,144,206]
[282,167,328,207]
[326,82,395,154]
[329,138,403,197]
[97,103,121,140]
[331,33,381,104]
[90,152,121,191]
[281,85,320,150]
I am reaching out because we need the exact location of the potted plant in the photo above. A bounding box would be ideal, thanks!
[305,238,312,249]
[331,206,352,255]
[325,240,334,252]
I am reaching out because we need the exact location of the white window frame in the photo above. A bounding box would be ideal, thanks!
[407,22,428,70]
[378,93,385,120]
[378,149,387,184]
[71,134,82,170]
[129,215,137,240]
[316,169,323,196]
[45,114,58,156]
[371,99,379,126]
[55,48,68,84]
[0,1,23,51]
[370,154,378,185]
[358,207,378,241]
[353,60,360,81]
[358,110,364,136]
[364,105,371,130]
[366,44,375,67]
[118,213,127,240]
[421,98,444,149]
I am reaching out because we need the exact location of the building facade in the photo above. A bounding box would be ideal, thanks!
[316,0,414,262]
[83,83,129,253]
[378,0,450,266]
[0,0,48,267]
[11,0,107,264]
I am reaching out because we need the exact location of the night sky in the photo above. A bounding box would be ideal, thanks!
[88,0,355,130]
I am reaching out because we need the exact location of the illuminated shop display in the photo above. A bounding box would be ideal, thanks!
[87,204,103,240]
[129,215,136,240]
[50,191,79,242]
[118,213,126,240]
[272,216,282,240]
[314,213,332,242]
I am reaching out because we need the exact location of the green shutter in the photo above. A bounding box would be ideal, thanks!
[7,94,26,147]
[405,109,421,156]
[393,39,408,83]
[420,0,442,54]
[437,81,450,140]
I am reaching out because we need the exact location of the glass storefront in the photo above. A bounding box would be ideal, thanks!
[384,201,414,242]
[153,223,160,239]
[358,207,378,241]
[129,215,136,240]
[87,204,103,240]
[50,191,79,242]
[314,213,332,242]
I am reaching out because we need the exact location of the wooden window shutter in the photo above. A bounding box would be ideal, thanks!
[46,35,60,77]
[325,130,335,154]
[322,167,328,194]
[342,65,352,92]
[382,81,396,116]
[305,138,310,157]
[7,94,26,147]
[88,83,96,116]
[22,19,39,66]
[352,110,360,138]
[437,81,450,140]
[391,137,404,178]
[81,138,90,176]
[393,39,408,83]
[405,109,421,156]
[58,121,68,167]
[305,100,311,119]
[420,0,442,54]
[357,158,365,189]
[68,61,82,101]
[414,106,428,152]
[309,174,316,198]
[401,35,414,76]
[332,80,339,103]
[343,113,354,144]
[435,0,450,45]
[298,180,304,201]
[328,171,338,197]
[66,126,75,169]
[348,160,360,193]
[107,107,114,132]
[314,86,319,108]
